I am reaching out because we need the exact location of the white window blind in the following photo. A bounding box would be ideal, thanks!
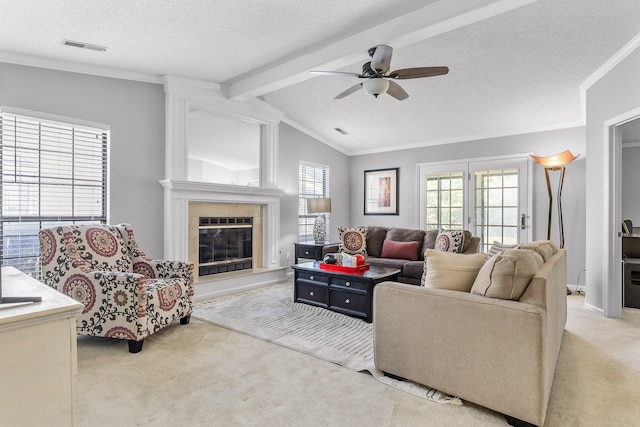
[0,111,109,277]
[299,162,329,242]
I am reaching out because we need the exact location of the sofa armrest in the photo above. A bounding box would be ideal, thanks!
[373,282,550,425]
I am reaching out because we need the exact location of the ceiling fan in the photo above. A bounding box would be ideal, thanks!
[311,45,449,101]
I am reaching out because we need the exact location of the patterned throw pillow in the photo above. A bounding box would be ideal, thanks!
[338,226,368,255]
[434,230,465,253]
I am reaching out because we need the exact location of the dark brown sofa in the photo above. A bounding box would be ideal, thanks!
[325,226,480,285]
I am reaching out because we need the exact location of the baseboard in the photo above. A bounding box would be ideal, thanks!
[584,301,604,316]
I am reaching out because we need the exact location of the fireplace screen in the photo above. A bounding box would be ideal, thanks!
[198,217,253,276]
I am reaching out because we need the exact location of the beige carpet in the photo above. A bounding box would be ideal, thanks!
[192,283,461,405]
[76,285,640,427]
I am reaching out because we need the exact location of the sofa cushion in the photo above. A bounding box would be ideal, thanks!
[461,230,473,252]
[381,240,420,260]
[386,227,426,245]
[519,240,558,262]
[365,257,407,270]
[338,226,368,255]
[421,230,440,259]
[434,230,465,253]
[471,249,544,300]
[488,241,519,258]
[402,260,424,280]
[421,249,487,291]
[364,226,388,257]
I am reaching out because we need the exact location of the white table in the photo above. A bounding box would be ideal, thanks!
[0,267,83,426]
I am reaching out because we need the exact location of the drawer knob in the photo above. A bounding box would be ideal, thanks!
[310,275,314,280]
[345,299,350,304]
[346,281,351,287]
[310,291,314,296]
[305,251,310,255]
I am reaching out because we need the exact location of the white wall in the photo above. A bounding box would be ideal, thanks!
[278,123,350,269]
[0,62,166,257]
[622,145,640,224]
[349,127,587,285]
[585,45,640,314]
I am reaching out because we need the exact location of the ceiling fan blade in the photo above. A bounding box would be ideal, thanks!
[311,70,363,78]
[335,83,363,99]
[387,66,449,79]
[386,80,409,101]
[370,45,393,74]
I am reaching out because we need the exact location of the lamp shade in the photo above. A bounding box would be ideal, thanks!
[363,78,390,98]
[307,197,331,214]
[530,150,580,169]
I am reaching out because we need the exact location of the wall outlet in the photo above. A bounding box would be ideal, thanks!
[286,251,291,261]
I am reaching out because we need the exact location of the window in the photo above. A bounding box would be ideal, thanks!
[299,162,329,241]
[0,110,109,277]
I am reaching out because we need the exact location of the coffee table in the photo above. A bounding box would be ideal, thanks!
[292,261,400,322]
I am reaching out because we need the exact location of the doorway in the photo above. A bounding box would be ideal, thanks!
[619,117,640,309]
[605,108,640,317]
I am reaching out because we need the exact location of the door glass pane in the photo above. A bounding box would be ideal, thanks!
[474,168,520,253]
[424,171,464,230]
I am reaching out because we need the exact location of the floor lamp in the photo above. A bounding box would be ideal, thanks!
[307,197,331,244]
[530,150,579,249]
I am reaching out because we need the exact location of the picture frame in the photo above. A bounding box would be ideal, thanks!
[364,167,399,215]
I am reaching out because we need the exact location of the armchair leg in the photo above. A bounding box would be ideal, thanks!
[180,314,191,325]
[128,339,144,353]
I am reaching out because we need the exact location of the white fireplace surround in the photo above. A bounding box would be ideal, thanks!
[160,179,284,270]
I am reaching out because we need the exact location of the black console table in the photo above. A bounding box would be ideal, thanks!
[293,241,338,264]
[292,262,400,322]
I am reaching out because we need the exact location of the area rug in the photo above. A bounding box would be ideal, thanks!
[193,282,462,405]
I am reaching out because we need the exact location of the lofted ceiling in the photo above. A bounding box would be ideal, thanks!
[1,0,639,155]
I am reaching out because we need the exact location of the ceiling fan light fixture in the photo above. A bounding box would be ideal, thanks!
[363,78,389,98]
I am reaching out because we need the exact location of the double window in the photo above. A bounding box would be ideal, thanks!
[298,162,329,242]
[0,109,109,276]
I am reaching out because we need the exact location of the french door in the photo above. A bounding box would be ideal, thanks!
[418,156,531,253]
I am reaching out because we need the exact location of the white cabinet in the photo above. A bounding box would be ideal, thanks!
[0,267,83,426]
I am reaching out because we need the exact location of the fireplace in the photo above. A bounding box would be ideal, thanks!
[198,217,253,276]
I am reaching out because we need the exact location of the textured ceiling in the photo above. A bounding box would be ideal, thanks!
[0,0,639,155]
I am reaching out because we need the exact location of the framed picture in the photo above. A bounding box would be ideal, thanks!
[364,167,399,215]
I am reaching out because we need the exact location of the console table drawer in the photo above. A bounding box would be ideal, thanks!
[296,281,328,306]
[330,289,367,315]
[296,270,329,284]
[330,277,368,292]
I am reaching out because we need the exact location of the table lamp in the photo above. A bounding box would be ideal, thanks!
[307,197,331,244]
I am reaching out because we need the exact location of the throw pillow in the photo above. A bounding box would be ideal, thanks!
[471,249,544,300]
[434,230,465,253]
[381,240,420,260]
[421,249,487,291]
[487,241,519,258]
[338,226,368,255]
[518,240,558,262]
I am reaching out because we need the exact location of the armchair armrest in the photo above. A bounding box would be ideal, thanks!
[132,257,194,281]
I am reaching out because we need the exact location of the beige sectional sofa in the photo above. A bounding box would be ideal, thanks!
[373,243,567,427]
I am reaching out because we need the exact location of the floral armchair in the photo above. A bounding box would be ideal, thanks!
[39,223,194,353]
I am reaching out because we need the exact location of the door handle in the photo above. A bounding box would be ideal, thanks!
[521,214,526,230]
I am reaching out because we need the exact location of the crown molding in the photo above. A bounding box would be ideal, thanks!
[0,50,164,84]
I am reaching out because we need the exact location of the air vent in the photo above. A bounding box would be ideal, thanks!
[334,127,348,135]
[62,39,108,52]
